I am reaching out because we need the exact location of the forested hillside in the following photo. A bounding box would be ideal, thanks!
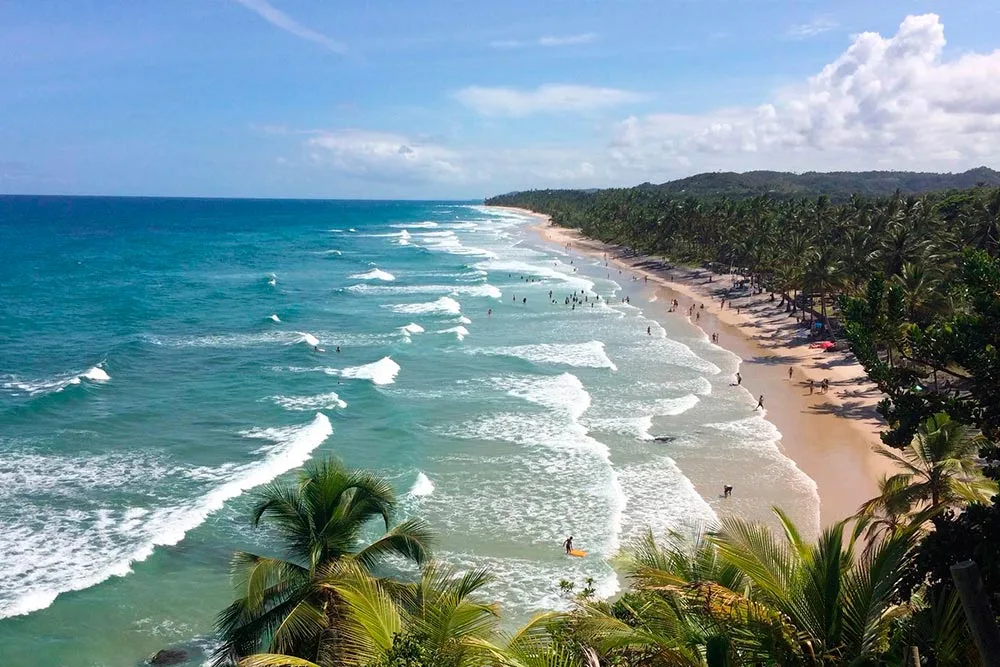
[488,167,1000,204]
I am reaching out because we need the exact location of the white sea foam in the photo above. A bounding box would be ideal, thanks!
[268,314,281,323]
[654,394,700,416]
[408,472,435,497]
[438,325,469,341]
[80,366,110,382]
[649,337,721,375]
[388,296,462,316]
[475,259,595,294]
[346,283,501,299]
[350,268,396,281]
[704,415,782,449]
[319,249,342,256]
[391,221,438,229]
[2,365,110,397]
[401,323,425,334]
[586,415,655,441]
[149,331,384,349]
[476,373,625,552]
[339,357,400,385]
[0,413,332,619]
[478,341,617,371]
[270,392,347,410]
[295,332,320,348]
[413,230,498,259]
[617,457,719,543]
[458,316,472,324]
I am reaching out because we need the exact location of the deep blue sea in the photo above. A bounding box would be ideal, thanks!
[0,197,818,666]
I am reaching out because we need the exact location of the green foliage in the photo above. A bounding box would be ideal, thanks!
[489,167,1000,204]
[213,458,434,666]
[366,632,431,667]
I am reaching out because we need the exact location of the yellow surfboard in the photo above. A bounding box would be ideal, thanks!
[568,549,587,557]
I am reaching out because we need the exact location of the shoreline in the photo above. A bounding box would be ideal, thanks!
[492,206,895,528]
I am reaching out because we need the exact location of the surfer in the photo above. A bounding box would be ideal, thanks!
[563,535,574,554]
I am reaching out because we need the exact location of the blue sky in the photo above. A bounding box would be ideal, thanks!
[2,0,999,199]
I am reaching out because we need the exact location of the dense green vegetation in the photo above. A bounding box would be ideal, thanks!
[489,167,1000,203]
[208,177,1000,666]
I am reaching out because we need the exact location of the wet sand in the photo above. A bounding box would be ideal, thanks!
[497,206,895,528]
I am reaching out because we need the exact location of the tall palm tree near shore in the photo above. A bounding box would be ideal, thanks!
[212,458,433,666]
[859,412,997,526]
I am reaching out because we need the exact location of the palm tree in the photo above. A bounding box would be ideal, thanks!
[859,412,996,520]
[238,562,501,667]
[213,458,434,666]
[576,510,919,666]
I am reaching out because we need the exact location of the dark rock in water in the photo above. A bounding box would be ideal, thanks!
[148,648,188,665]
[653,436,675,442]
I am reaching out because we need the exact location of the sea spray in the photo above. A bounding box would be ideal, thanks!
[339,357,400,385]
[409,472,435,497]
[0,414,332,619]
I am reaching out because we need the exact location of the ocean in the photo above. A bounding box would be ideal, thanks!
[0,197,818,666]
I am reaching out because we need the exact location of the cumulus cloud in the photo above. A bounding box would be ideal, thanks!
[786,17,838,40]
[611,14,1000,177]
[490,33,597,49]
[454,84,642,117]
[233,0,345,53]
[307,130,462,181]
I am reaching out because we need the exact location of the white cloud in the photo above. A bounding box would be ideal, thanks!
[538,33,598,47]
[306,130,463,181]
[489,39,524,49]
[610,14,1000,178]
[490,33,597,49]
[454,84,642,117]
[786,17,839,40]
[233,0,345,53]
[283,14,1000,196]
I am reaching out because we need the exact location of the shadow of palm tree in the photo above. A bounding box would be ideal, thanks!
[806,400,882,422]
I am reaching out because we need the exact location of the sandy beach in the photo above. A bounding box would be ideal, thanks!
[495,206,896,528]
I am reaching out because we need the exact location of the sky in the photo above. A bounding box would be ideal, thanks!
[1,0,999,199]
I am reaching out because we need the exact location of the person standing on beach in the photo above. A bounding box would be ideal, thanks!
[808,379,814,394]
[736,372,742,385]
[755,395,764,410]
[788,367,793,381]
[723,485,733,498]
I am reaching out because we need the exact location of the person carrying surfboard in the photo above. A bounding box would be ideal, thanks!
[563,536,573,554]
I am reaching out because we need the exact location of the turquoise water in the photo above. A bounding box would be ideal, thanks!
[0,197,818,666]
